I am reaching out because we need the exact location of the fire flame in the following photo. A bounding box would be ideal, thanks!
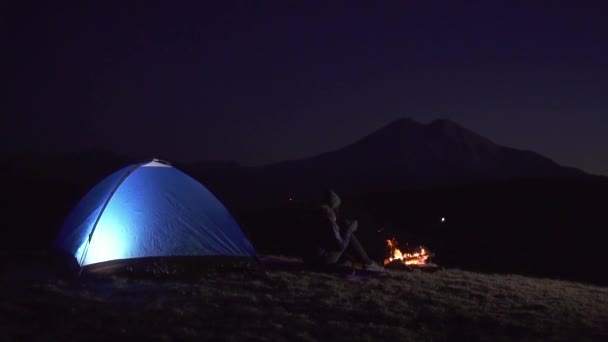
[384,238,430,266]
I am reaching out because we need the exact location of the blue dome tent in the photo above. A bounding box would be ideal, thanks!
[53,159,257,272]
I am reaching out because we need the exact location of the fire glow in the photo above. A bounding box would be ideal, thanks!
[384,238,430,266]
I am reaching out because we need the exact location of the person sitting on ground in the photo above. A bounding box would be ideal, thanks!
[303,189,385,272]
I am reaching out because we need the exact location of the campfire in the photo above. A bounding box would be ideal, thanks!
[383,238,432,267]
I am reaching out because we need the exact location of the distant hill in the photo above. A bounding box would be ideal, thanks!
[0,118,592,210]
[182,118,589,208]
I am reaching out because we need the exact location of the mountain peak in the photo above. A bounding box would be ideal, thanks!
[380,117,469,136]
[428,118,461,128]
[426,118,495,145]
[388,117,423,127]
[364,117,486,146]
[371,117,425,136]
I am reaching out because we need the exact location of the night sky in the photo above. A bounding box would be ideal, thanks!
[3,2,607,175]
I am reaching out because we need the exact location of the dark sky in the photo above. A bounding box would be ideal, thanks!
[3,1,607,175]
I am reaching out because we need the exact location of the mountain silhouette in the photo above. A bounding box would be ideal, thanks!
[304,117,580,179]
[1,118,588,210]
[180,118,587,208]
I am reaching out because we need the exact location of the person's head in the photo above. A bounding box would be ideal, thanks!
[323,189,341,210]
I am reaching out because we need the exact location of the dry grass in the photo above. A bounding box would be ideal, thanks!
[1,256,607,341]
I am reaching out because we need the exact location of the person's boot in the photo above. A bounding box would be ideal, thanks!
[336,259,354,269]
[364,261,386,273]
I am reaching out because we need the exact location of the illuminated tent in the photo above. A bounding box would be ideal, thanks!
[53,159,257,269]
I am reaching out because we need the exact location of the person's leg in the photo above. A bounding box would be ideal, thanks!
[321,233,376,267]
[321,225,353,264]
[323,234,373,265]
[323,251,344,264]
[348,234,386,272]
[346,234,373,265]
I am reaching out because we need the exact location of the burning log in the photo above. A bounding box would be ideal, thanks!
[384,259,414,271]
[384,258,442,272]
[383,238,442,272]
[384,238,431,266]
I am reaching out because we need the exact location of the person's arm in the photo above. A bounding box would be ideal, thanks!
[327,219,357,250]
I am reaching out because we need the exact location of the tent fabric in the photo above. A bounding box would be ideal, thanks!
[53,160,257,266]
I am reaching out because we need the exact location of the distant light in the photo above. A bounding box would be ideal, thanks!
[441,217,446,223]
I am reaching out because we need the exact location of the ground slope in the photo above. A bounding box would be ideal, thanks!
[1,256,607,341]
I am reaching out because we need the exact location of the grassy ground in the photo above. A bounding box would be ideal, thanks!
[1,255,607,341]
